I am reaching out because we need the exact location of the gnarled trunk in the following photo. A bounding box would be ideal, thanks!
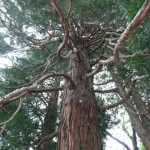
[58,49,103,150]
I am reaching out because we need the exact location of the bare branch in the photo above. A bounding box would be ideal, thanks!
[0,98,23,125]
[35,131,58,150]
[34,73,75,88]
[85,63,103,78]
[125,106,149,116]
[119,50,150,61]
[66,0,72,19]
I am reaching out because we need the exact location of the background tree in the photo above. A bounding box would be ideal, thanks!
[0,0,150,149]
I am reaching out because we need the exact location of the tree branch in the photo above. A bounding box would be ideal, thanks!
[94,80,113,86]
[99,81,135,111]
[94,88,117,94]
[0,98,23,135]
[86,0,150,77]
[113,0,150,61]
[31,87,63,92]
[50,0,70,59]
[0,73,75,107]
[99,74,148,111]
[0,9,62,49]
[35,131,58,150]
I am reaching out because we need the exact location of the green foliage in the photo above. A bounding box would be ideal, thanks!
[122,0,145,20]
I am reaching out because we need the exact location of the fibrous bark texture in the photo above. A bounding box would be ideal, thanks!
[58,49,102,150]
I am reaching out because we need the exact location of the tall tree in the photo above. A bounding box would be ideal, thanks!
[0,0,150,149]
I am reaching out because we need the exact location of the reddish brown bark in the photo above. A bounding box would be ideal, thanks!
[58,50,103,150]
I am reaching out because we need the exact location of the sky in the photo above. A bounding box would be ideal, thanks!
[0,57,12,68]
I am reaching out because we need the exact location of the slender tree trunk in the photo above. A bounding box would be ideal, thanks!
[127,109,150,150]
[58,49,103,150]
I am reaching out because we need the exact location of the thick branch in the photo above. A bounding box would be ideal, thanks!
[34,73,75,88]
[31,87,63,92]
[0,73,75,107]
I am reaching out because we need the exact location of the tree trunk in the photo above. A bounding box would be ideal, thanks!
[127,108,150,150]
[111,71,150,149]
[58,49,103,150]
